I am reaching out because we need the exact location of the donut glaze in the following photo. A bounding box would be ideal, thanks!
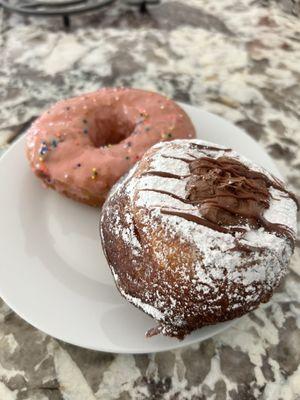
[100,139,298,339]
[26,88,195,206]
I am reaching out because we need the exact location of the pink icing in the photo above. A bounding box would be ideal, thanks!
[26,87,196,205]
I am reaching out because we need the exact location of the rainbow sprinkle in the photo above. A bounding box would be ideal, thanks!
[91,168,98,180]
[51,139,58,148]
[161,133,173,140]
[39,142,49,156]
[140,110,148,118]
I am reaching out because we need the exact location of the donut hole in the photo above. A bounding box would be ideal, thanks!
[89,117,135,147]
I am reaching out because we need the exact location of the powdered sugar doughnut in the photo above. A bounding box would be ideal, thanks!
[100,139,298,338]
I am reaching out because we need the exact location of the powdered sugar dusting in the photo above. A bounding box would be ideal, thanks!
[151,154,190,176]
[131,140,296,293]
[114,211,141,257]
[109,264,165,322]
[264,187,297,233]
[118,284,164,321]
[102,139,297,336]
[102,164,143,257]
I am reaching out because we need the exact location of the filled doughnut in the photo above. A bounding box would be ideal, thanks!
[100,139,298,339]
[26,88,195,206]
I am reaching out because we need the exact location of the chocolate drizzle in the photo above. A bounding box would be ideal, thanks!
[184,156,296,244]
[141,170,187,180]
[189,143,232,153]
[229,241,264,254]
[271,174,299,207]
[144,147,297,247]
[139,189,190,204]
[161,154,195,163]
[160,209,246,234]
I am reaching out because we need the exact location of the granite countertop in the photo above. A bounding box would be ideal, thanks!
[1,1,300,399]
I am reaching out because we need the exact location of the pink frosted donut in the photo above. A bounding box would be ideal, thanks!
[26,88,196,206]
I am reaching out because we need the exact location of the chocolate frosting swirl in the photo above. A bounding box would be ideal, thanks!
[185,156,297,244]
[142,143,297,246]
[187,157,272,227]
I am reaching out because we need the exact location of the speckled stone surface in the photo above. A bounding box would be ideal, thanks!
[0,1,300,399]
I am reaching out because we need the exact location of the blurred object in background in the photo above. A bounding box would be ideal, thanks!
[0,0,161,27]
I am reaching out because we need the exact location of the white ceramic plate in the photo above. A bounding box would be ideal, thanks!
[0,104,281,354]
